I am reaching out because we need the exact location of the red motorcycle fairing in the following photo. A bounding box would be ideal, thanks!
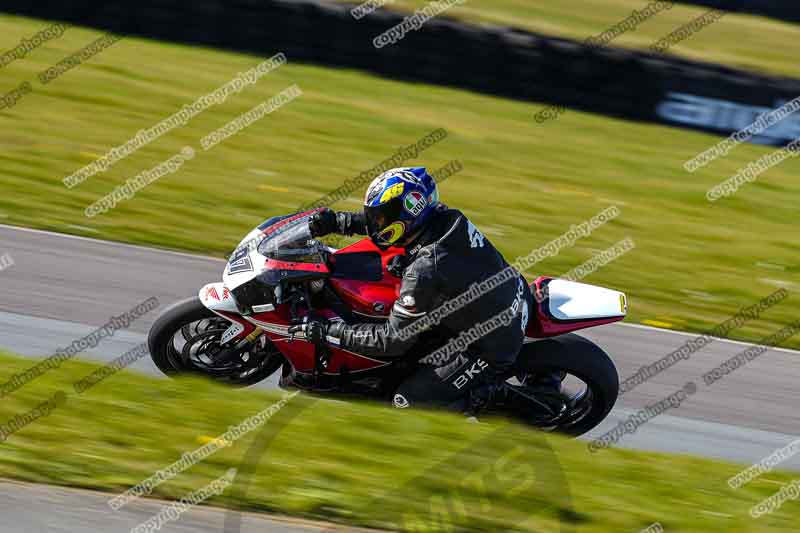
[265,258,331,274]
[327,237,405,318]
[244,239,405,375]
[248,307,390,374]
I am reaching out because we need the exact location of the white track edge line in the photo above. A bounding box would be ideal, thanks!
[615,322,800,355]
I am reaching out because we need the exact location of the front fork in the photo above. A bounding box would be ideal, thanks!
[214,326,264,364]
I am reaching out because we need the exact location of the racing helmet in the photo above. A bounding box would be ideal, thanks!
[363,167,439,249]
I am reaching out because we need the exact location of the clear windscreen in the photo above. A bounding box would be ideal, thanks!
[257,215,325,263]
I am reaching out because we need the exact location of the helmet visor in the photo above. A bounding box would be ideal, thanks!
[365,198,406,247]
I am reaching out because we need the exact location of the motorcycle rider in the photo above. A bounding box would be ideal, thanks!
[299,166,541,414]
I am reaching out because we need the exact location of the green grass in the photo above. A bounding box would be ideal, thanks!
[0,350,797,532]
[339,0,800,78]
[0,15,798,348]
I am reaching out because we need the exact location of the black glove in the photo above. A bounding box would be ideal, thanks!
[308,208,339,237]
[288,316,331,345]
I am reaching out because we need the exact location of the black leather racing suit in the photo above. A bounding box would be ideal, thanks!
[327,205,533,410]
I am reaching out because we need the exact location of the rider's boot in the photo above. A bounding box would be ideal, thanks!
[529,370,566,392]
[465,362,511,417]
[523,370,567,413]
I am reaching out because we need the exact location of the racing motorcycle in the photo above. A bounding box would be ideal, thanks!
[148,210,627,435]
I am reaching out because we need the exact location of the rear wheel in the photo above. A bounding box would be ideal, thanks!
[504,333,618,436]
[148,297,284,386]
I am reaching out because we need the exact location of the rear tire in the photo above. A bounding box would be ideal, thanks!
[512,333,619,436]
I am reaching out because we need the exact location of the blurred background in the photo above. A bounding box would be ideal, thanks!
[0,1,798,532]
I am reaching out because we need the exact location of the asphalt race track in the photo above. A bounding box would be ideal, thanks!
[0,224,797,532]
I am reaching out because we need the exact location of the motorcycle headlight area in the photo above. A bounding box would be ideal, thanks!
[231,275,279,313]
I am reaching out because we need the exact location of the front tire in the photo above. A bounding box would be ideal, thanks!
[510,333,619,436]
[148,297,284,386]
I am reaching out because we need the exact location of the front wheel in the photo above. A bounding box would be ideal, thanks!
[505,333,619,436]
[147,297,284,386]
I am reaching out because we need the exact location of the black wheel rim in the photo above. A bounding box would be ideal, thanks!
[167,317,280,384]
[504,370,598,431]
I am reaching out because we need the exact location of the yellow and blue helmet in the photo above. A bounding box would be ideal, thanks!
[363,167,439,249]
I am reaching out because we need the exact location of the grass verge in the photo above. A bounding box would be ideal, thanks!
[0,351,797,532]
[0,15,797,347]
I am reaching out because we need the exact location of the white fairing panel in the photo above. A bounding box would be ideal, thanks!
[223,228,266,291]
[199,282,239,313]
[547,279,627,320]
